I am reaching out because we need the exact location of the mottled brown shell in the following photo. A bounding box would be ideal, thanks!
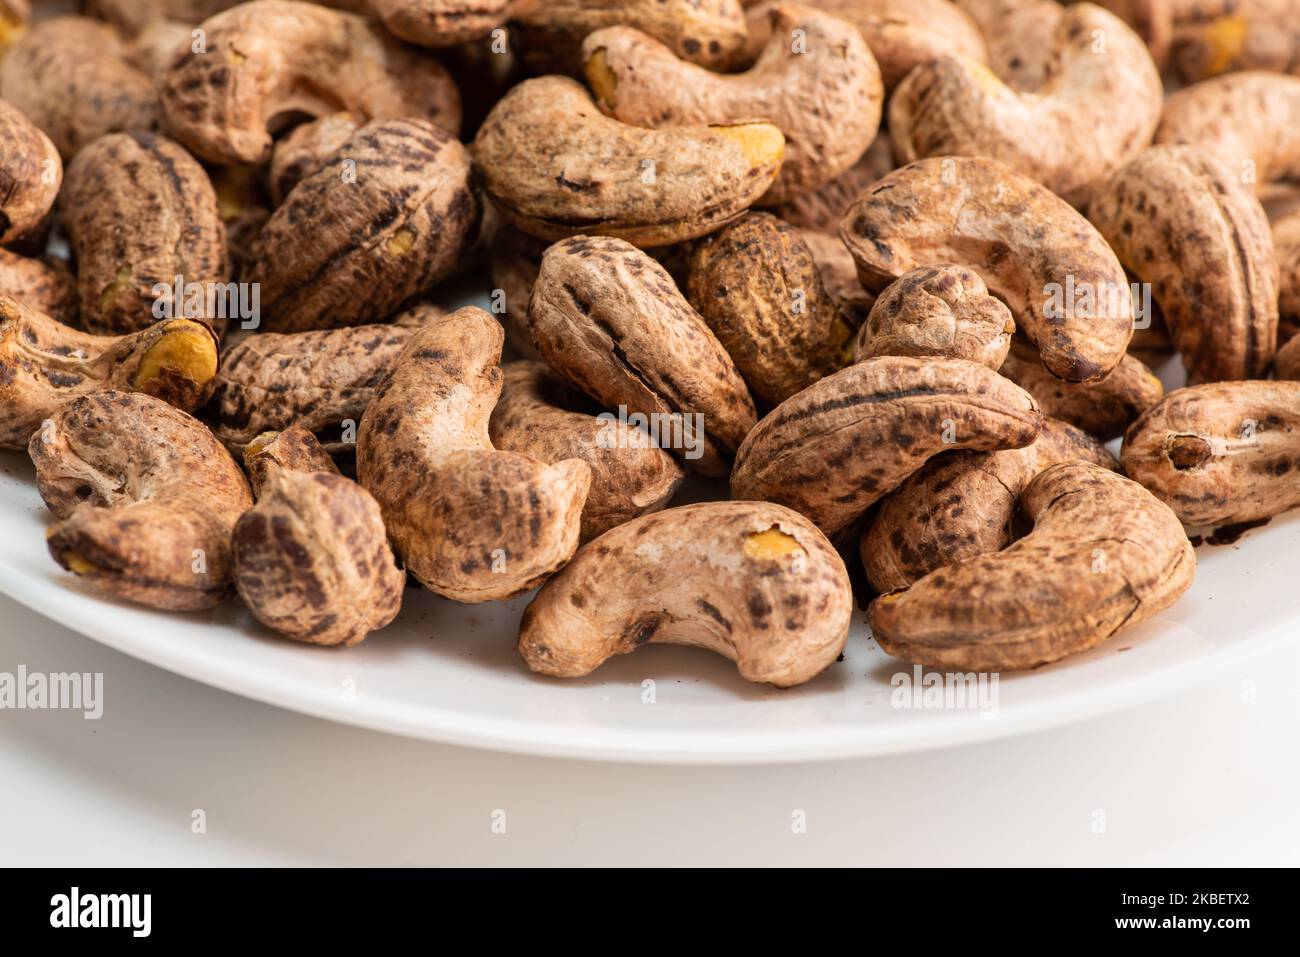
[1000,346,1164,441]
[60,132,228,336]
[518,501,852,688]
[490,361,685,541]
[862,417,1118,593]
[267,111,359,207]
[528,235,757,476]
[890,5,1162,206]
[209,322,415,455]
[797,228,876,329]
[1089,145,1278,384]
[370,0,508,46]
[357,307,591,603]
[687,212,854,408]
[234,426,403,646]
[870,461,1195,671]
[770,132,894,234]
[1170,0,1300,82]
[1121,380,1300,526]
[730,355,1042,538]
[584,5,883,204]
[1,296,219,449]
[0,249,77,325]
[123,21,197,78]
[508,0,749,76]
[472,76,784,248]
[248,119,480,333]
[29,390,252,611]
[0,17,159,159]
[952,0,1063,91]
[840,156,1135,383]
[0,98,59,246]
[157,0,461,164]
[854,264,1014,370]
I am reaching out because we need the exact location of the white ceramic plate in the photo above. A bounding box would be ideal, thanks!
[2,442,1298,763]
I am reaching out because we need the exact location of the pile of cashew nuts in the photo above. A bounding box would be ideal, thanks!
[3,0,1300,687]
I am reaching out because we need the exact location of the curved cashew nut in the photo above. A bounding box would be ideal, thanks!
[528,235,758,476]
[234,427,404,646]
[1121,380,1300,526]
[870,461,1196,670]
[0,249,77,325]
[862,416,1118,593]
[518,501,853,687]
[157,1,461,164]
[357,307,591,603]
[29,391,253,610]
[370,0,508,47]
[730,355,1042,538]
[0,98,59,245]
[853,264,1014,370]
[583,4,883,204]
[489,361,684,542]
[1,296,218,449]
[472,76,784,247]
[890,4,1162,205]
[840,156,1135,383]
[1089,145,1278,383]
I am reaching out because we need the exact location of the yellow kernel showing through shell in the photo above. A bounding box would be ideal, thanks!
[1200,16,1249,76]
[712,122,785,173]
[386,227,417,257]
[132,319,218,390]
[584,48,618,110]
[743,527,804,562]
[98,265,134,309]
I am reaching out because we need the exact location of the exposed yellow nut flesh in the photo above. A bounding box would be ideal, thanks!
[132,319,218,390]
[244,431,280,460]
[584,48,618,110]
[743,527,804,562]
[713,122,785,172]
[386,227,416,257]
[1199,16,1249,77]
[98,265,134,310]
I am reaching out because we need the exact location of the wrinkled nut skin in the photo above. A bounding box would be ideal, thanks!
[268,111,359,207]
[730,355,1042,538]
[0,17,159,159]
[584,5,883,205]
[490,361,685,541]
[209,322,416,456]
[746,0,987,90]
[1275,210,1300,345]
[890,5,1162,207]
[999,346,1164,441]
[61,132,228,337]
[508,0,748,76]
[840,157,1135,383]
[528,236,758,476]
[357,307,591,603]
[0,99,59,246]
[1121,380,1300,526]
[29,391,252,611]
[770,132,894,233]
[0,296,219,449]
[249,119,480,333]
[370,0,508,46]
[1089,145,1278,384]
[1156,72,1300,192]
[862,417,1118,593]
[687,213,855,408]
[854,264,1014,370]
[0,249,77,325]
[798,228,876,329]
[157,1,461,165]
[472,76,784,248]
[1170,0,1300,82]
[518,501,853,688]
[954,0,1063,91]
[234,427,403,646]
[869,461,1195,671]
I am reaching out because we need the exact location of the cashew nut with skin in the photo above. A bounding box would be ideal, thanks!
[870,461,1196,671]
[840,156,1135,383]
[0,249,77,326]
[518,502,853,688]
[267,111,360,207]
[357,307,592,603]
[730,355,1042,538]
[368,0,508,47]
[0,98,59,246]
[1,296,219,450]
[1169,0,1300,82]
[29,391,253,611]
[234,427,404,646]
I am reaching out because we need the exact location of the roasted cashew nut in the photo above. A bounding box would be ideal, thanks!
[0,98,59,246]
[518,502,853,687]
[369,0,508,47]
[0,249,76,326]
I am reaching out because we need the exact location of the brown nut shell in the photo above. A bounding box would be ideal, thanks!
[472,76,784,248]
[0,98,60,245]
[797,228,876,330]
[0,249,77,325]
[1121,379,1300,526]
[687,212,855,408]
[1170,0,1300,82]
[267,111,360,207]
[157,0,461,164]
[370,0,508,46]
[953,0,1063,91]
[248,119,480,333]
[869,461,1195,671]
[489,361,685,541]
[862,416,1118,593]
[29,390,252,611]
[357,307,591,603]
[1275,209,1300,345]
[61,131,228,336]
[730,355,1042,538]
[1275,330,1300,382]
[518,501,853,688]
[840,156,1135,383]
[528,235,758,476]
[1088,145,1278,384]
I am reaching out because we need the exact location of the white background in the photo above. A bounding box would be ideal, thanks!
[2,591,1296,866]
